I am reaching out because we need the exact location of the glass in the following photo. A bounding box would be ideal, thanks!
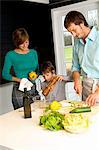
[62,15,73,72]
[32,96,50,110]
[88,9,98,26]
[64,31,72,46]
[38,100,48,109]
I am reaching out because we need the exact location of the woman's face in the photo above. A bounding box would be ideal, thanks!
[43,72,53,82]
[19,39,29,50]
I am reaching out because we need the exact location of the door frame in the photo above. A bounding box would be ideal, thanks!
[51,0,99,75]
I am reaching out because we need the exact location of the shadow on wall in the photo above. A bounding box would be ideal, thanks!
[0,82,14,115]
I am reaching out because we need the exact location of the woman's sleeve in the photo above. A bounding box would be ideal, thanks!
[2,53,12,81]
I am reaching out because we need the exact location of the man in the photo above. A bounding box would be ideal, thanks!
[64,10,99,106]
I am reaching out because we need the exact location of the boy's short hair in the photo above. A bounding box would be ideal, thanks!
[41,61,55,74]
[64,11,89,29]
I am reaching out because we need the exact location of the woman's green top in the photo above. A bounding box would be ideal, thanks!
[2,49,39,81]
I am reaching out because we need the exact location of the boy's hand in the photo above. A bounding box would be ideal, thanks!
[57,75,64,81]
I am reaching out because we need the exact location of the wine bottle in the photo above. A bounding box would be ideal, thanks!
[23,88,32,118]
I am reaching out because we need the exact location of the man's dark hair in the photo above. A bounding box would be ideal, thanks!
[41,61,55,74]
[64,11,89,29]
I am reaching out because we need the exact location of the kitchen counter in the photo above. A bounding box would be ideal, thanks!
[0,102,99,150]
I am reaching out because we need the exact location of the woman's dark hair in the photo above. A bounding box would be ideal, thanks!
[64,11,89,29]
[41,61,55,74]
[12,28,29,48]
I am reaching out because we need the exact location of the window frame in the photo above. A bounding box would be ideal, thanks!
[51,0,99,75]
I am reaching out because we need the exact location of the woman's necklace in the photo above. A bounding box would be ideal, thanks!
[15,48,29,54]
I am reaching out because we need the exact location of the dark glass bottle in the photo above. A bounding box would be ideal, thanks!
[23,88,32,118]
[33,82,40,100]
[33,82,39,96]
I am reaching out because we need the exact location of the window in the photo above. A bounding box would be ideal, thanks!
[88,9,98,26]
[51,0,99,76]
[62,8,99,73]
[62,16,73,73]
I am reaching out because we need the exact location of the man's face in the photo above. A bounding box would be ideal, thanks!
[67,23,85,38]
[43,72,53,82]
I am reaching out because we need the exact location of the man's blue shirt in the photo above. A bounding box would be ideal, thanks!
[72,26,99,78]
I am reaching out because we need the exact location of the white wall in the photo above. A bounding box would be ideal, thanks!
[0,83,14,115]
[24,0,49,4]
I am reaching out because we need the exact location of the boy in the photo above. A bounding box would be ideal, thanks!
[41,61,71,102]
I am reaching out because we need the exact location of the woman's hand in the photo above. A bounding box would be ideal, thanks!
[86,88,99,106]
[12,76,21,82]
[29,76,37,81]
[29,71,38,81]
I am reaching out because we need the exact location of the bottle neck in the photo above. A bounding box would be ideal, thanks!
[24,88,27,94]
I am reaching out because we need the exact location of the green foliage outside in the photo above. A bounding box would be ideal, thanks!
[64,47,72,62]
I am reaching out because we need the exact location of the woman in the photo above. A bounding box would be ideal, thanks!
[2,28,39,109]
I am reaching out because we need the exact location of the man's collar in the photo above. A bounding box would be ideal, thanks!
[87,26,98,41]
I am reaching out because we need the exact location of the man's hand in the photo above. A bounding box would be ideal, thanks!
[74,79,82,95]
[86,88,99,106]
[72,71,82,95]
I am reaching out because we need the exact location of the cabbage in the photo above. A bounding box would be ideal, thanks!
[62,113,89,133]
[39,111,64,131]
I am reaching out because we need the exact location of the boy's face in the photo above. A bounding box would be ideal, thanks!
[43,72,53,82]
